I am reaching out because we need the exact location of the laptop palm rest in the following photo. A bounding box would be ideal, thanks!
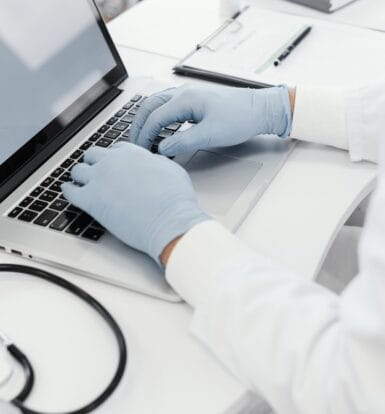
[181,150,263,216]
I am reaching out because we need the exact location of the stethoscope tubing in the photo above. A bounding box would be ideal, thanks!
[8,343,35,404]
[0,263,127,414]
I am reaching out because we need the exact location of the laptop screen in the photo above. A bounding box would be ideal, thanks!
[0,0,127,199]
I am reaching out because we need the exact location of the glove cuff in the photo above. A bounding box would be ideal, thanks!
[254,85,292,138]
[271,85,293,138]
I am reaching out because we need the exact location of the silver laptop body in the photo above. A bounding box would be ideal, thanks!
[0,0,294,302]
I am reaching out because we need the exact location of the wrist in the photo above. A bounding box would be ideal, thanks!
[275,85,293,138]
[160,236,183,267]
[150,205,210,266]
[160,215,212,267]
[289,87,296,117]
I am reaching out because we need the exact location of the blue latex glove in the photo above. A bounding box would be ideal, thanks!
[130,84,292,156]
[62,142,209,264]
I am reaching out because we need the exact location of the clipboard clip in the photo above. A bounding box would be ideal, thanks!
[197,9,245,52]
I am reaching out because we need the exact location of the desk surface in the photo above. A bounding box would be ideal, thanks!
[251,0,385,30]
[0,2,379,413]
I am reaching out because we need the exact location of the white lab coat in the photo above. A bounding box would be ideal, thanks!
[165,80,385,414]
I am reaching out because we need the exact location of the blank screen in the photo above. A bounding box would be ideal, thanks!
[0,0,116,164]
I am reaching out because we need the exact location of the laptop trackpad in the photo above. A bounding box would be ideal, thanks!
[183,151,262,216]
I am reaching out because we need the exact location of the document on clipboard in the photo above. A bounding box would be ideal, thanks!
[173,7,385,89]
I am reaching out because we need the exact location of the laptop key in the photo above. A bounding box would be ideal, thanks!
[30,186,44,197]
[67,204,82,214]
[82,227,105,241]
[29,200,48,212]
[104,130,120,139]
[96,138,113,148]
[115,109,126,117]
[61,159,74,169]
[20,197,34,208]
[60,172,72,182]
[158,130,174,139]
[71,150,83,159]
[41,177,55,187]
[123,102,134,110]
[98,125,109,133]
[112,122,129,132]
[121,114,135,124]
[128,106,140,115]
[18,210,38,223]
[34,209,58,227]
[165,122,181,132]
[8,207,23,218]
[80,141,93,151]
[131,94,142,102]
[91,220,104,230]
[51,199,69,211]
[49,181,64,193]
[40,190,57,203]
[107,117,118,125]
[51,167,64,178]
[49,211,77,231]
[65,213,93,235]
[89,133,101,143]
[151,137,163,154]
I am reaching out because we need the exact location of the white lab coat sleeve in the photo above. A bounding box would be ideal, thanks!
[291,80,385,163]
[166,195,385,413]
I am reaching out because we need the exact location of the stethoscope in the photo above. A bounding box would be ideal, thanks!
[0,264,127,414]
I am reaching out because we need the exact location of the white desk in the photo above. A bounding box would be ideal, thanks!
[251,0,385,31]
[0,2,379,413]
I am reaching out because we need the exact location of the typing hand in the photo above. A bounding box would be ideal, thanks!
[62,142,209,264]
[130,84,292,157]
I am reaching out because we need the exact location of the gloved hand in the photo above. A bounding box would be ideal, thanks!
[130,84,292,156]
[62,142,209,264]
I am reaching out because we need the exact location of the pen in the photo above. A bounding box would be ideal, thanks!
[274,26,312,67]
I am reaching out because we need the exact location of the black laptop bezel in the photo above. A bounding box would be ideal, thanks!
[0,0,128,202]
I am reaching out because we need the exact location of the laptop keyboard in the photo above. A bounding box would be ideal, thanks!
[7,93,183,242]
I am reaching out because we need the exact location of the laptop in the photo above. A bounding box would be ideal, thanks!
[0,0,294,302]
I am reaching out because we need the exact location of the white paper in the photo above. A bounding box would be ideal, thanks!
[183,7,385,88]
[190,8,307,74]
